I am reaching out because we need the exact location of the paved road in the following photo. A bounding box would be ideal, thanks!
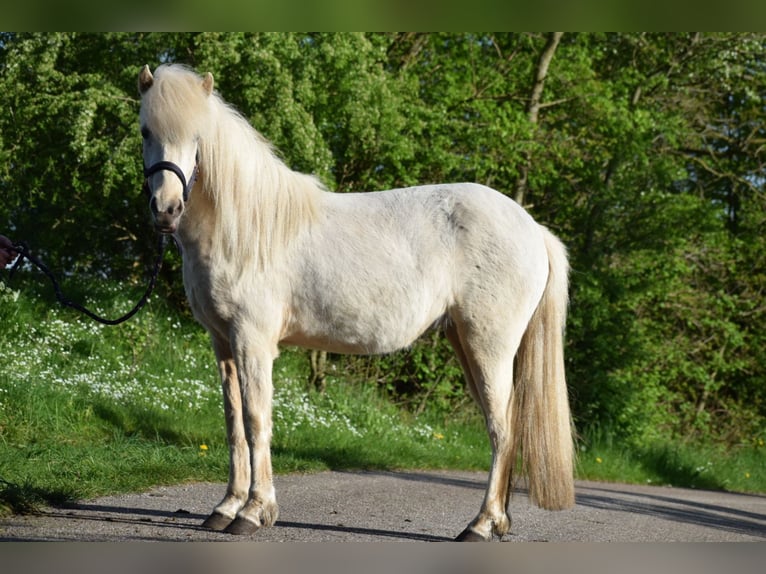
[1,470,765,542]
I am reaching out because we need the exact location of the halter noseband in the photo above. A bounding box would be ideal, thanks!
[143,160,199,203]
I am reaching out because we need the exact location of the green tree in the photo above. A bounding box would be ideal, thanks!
[0,33,185,277]
[1,32,763,448]
[535,33,766,445]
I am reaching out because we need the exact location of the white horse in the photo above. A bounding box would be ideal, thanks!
[138,64,574,541]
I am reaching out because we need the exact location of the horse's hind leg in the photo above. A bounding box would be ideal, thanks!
[201,335,250,531]
[445,323,484,424]
[446,320,520,541]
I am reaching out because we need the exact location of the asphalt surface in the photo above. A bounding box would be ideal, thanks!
[2,470,765,542]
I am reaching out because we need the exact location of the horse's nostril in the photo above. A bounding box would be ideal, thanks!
[166,200,183,215]
[151,198,183,217]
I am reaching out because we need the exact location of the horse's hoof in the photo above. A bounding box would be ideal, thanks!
[455,527,489,542]
[224,516,260,535]
[201,512,233,531]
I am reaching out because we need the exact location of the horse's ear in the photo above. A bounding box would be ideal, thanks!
[138,65,154,94]
[202,72,214,96]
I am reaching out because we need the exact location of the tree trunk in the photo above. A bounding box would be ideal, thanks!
[309,350,327,393]
[514,32,563,206]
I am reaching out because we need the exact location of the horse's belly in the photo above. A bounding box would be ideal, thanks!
[283,289,448,355]
[281,332,410,355]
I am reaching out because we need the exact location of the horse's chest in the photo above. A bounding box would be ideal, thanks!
[182,261,238,330]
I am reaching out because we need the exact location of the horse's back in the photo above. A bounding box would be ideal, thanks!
[320,182,542,255]
[281,183,548,354]
[351,182,549,285]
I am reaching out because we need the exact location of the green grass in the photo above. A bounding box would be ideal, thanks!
[0,278,763,516]
[576,425,765,493]
[0,279,489,515]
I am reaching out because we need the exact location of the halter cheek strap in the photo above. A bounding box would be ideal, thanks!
[143,160,199,203]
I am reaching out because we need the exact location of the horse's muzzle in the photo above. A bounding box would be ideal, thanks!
[154,222,177,234]
[152,212,180,234]
[151,197,183,234]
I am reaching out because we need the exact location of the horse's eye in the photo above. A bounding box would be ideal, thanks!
[141,126,151,140]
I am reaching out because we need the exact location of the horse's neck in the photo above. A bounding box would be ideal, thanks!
[176,188,218,261]
[177,137,323,273]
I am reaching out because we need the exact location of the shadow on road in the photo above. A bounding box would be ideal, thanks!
[575,483,766,539]
[2,471,764,542]
[337,469,487,491]
[0,495,451,542]
[276,520,450,542]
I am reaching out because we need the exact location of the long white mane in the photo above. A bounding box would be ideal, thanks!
[147,64,322,266]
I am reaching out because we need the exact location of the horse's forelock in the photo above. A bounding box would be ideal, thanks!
[141,65,210,142]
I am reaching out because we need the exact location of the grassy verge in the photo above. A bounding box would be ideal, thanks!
[0,347,490,515]
[577,426,764,493]
[0,279,489,515]
[0,278,763,516]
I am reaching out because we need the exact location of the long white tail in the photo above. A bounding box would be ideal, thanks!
[509,226,575,510]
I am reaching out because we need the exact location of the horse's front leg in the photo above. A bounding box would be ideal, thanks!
[224,339,279,535]
[202,335,251,531]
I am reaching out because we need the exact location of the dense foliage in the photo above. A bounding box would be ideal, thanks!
[1,33,764,449]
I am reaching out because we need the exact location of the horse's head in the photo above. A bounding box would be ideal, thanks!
[138,65,213,234]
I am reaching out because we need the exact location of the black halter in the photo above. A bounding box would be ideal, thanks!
[143,160,199,203]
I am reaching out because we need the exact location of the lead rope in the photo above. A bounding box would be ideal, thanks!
[8,234,168,326]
